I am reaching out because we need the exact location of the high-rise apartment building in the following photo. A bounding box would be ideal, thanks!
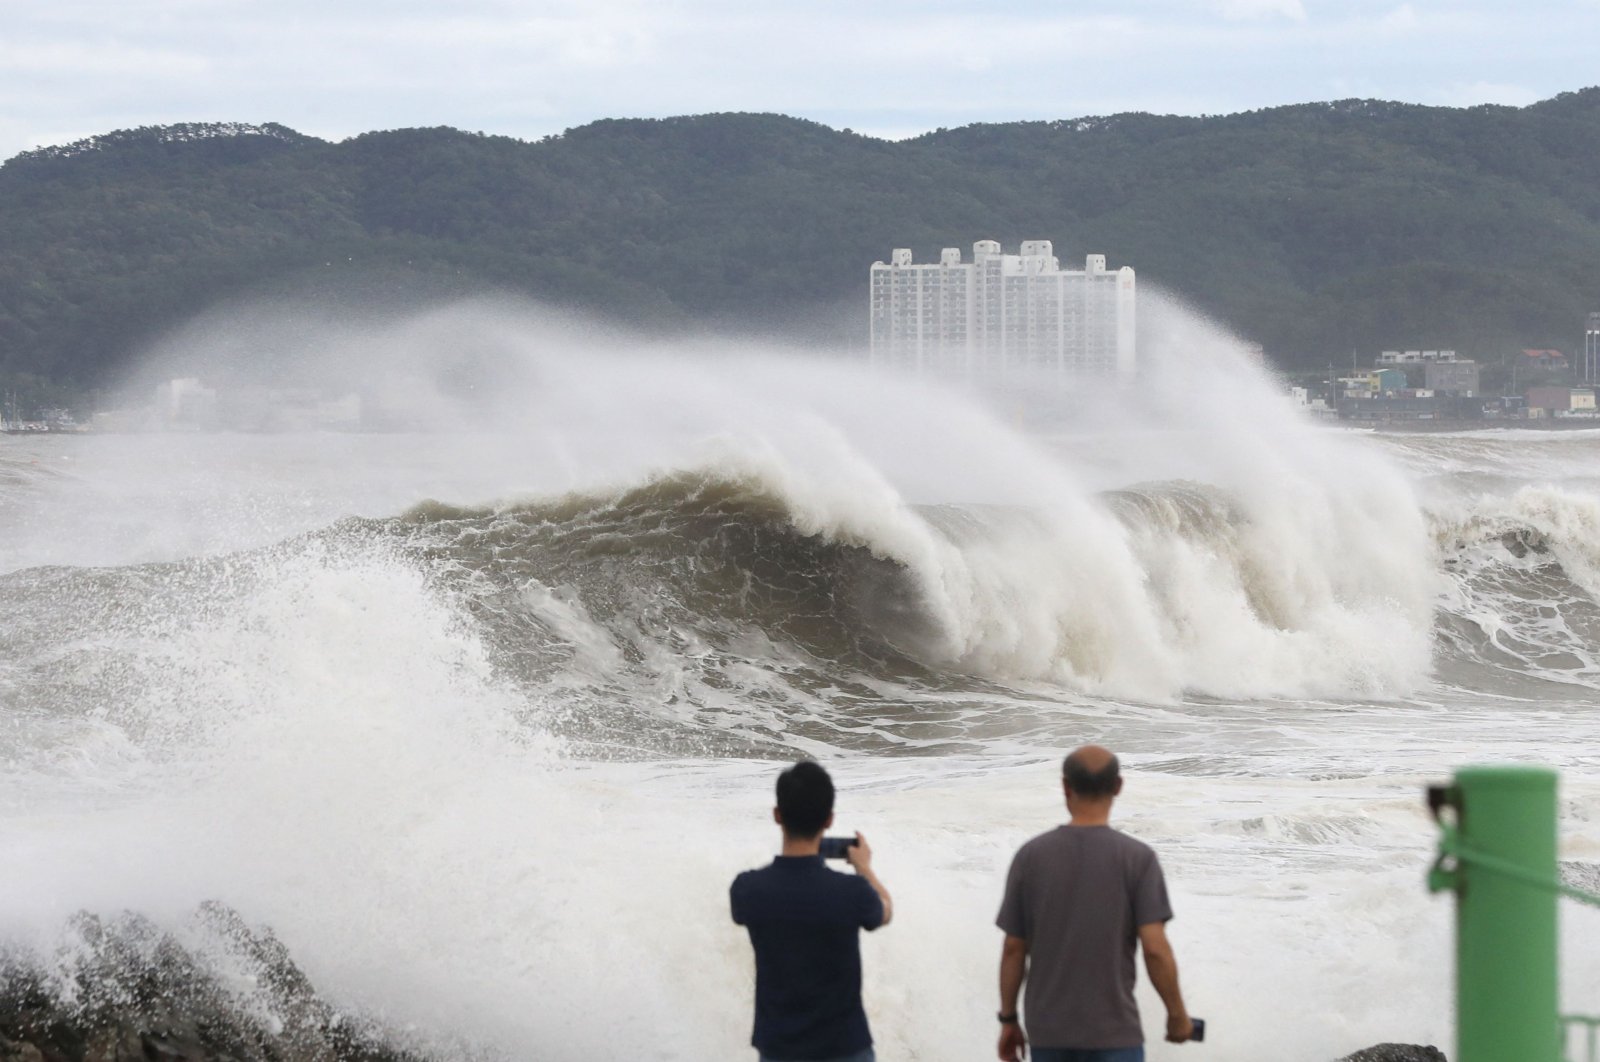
[869,240,1135,384]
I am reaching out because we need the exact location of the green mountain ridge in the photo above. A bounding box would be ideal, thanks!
[4,92,1600,408]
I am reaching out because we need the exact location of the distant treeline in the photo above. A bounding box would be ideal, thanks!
[4,93,1600,408]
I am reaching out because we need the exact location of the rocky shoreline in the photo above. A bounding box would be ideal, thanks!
[1336,1046,1447,1062]
[0,903,421,1062]
[0,903,1448,1061]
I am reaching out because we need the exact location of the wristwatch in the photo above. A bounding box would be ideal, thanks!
[997,1012,1020,1025]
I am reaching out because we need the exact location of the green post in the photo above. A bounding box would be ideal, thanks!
[1454,765,1560,1062]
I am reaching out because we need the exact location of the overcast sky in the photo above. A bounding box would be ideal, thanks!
[4,0,1598,160]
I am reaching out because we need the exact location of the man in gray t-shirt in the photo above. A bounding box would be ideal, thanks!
[994,746,1193,1062]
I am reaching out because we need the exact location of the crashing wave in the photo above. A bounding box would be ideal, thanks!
[0,903,425,1062]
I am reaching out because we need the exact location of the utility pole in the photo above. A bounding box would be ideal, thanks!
[1586,313,1600,385]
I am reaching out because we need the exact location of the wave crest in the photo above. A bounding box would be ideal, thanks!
[388,461,1437,704]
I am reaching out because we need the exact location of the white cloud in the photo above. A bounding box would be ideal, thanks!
[0,39,209,79]
[382,9,660,69]
[1435,80,1543,107]
[1379,3,1421,33]
[1213,0,1308,22]
[2,0,1599,161]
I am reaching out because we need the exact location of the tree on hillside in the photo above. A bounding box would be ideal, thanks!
[4,94,1600,408]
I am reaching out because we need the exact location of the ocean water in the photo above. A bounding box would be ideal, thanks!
[2,323,1599,1060]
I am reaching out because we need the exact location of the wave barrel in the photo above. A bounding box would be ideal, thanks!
[1445,766,1560,1062]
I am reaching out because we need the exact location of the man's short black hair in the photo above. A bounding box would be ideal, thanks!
[777,760,834,838]
[1063,749,1120,797]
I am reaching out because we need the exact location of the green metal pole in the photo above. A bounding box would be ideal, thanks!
[1455,765,1560,1062]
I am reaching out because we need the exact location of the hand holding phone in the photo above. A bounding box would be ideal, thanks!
[818,836,859,859]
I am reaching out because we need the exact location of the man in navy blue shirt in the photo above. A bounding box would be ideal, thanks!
[731,761,894,1062]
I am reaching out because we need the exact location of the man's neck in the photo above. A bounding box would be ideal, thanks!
[1067,801,1114,827]
[781,834,823,856]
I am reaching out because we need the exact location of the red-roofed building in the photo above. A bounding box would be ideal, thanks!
[1521,349,1569,369]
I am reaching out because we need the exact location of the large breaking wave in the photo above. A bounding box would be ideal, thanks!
[14,448,1600,765]
[0,454,1495,756]
[7,301,1600,1060]
[390,459,1439,708]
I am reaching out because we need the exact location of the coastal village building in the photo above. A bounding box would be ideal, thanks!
[1335,349,1483,422]
[869,241,1136,385]
[1520,349,1569,372]
[1371,350,1479,396]
[1377,349,1458,365]
[1424,360,1479,396]
[1336,375,1373,399]
[1370,368,1408,394]
[1526,387,1598,416]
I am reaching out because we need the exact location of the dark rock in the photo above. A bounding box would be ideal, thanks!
[1337,1045,1448,1062]
[0,904,425,1062]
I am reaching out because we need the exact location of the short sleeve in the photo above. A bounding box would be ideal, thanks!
[730,874,748,925]
[995,848,1029,938]
[1132,850,1173,927]
[857,876,885,931]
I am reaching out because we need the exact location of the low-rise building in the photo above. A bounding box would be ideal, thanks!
[1339,395,1482,423]
[1289,386,1335,416]
[1377,349,1459,365]
[1521,349,1569,371]
[1425,360,1479,396]
[1526,387,1596,414]
[1369,368,1407,394]
[1338,375,1374,399]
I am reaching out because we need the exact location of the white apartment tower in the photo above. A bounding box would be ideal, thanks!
[869,240,1136,383]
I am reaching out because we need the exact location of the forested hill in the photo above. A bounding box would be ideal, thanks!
[5,92,1600,405]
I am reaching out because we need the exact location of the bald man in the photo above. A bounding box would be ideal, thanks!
[994,746,1193,1062]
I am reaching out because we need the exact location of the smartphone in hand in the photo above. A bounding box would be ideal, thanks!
[818,836,859,859]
